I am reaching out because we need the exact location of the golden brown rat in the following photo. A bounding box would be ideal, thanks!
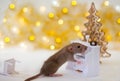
[25,43,87,81]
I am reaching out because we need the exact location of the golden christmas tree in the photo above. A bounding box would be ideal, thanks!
[82,2,111,57]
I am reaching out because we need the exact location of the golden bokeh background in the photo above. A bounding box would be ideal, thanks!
[0,0,120,50]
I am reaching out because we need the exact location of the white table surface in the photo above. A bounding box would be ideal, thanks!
[0,46,120,81]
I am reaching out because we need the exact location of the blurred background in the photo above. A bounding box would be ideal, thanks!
[0,0,120,50]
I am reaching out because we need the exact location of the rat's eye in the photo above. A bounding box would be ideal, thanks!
[77,46,80,48]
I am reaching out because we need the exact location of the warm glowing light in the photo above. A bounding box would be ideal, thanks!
[22,7,28,12]
[104,0,109,6]
[0,41,5,48]
[3,18,7,23]
[19,42,27,48]
[48,12,54,18]
[29,35,35,41]
[97,18,101,22]
[71,0,77,6]
[40,6,46,13]
[42,36,48,41]
[9,3,15,9]
[62,8,68,14]
[4,37,10,43]
[11,26,19,34]
[0,0,119,50]
[35,21,41,26]
[50,45,55,50]
[55,37,62,43]
[52,0,59,7]
[106,35,112,41]
[115,5,120,12]
[42,36,49,43]
[117,18,120,24]
[74,25,80,31]
[58,19,64,25]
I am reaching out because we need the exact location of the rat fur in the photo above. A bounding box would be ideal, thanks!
[25,43,87,81]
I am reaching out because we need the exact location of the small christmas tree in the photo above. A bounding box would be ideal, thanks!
[82,2,111,57]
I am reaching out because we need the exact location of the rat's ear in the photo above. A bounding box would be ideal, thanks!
[67,46,73,53]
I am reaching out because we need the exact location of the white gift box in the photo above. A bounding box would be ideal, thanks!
[73,53,86,71]
[66,40,100,77]
[0,58,18,76]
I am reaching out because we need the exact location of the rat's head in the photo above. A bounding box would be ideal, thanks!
[66,43,87,62]
[67,43,87,54]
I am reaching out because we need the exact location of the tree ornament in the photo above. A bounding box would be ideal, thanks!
[82,2,111,58]
[90,41,97,46]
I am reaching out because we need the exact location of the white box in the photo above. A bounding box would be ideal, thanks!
[66,40,100,77]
